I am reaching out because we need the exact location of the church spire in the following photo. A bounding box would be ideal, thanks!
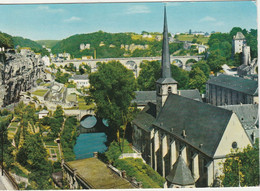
[161,6,172,78]
[156,6,178,116]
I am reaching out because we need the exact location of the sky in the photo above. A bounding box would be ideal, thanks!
[0,1,257,40]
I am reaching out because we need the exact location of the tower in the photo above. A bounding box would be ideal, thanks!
[232,32,246,56]
[156,6,178,116]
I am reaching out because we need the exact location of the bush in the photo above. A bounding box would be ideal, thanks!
[115,158,165,188]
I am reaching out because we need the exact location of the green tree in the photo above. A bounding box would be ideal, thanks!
[171,64,189,89]
[137,61,161,91]
[191,60,210,77]
[207,50,226,73]
[89,61,136,142]
[188,67,207,93]
[17,133,53,189]
[219,140,259,187]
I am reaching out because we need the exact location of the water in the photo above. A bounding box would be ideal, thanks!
[80,115,97,128]
[74,133,107,159]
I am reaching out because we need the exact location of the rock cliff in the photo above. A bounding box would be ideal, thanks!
[0,49,46,107]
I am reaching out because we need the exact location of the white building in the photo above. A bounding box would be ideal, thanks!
[68,75,90,88]
[39,110,49,119]
[198,45,207,54]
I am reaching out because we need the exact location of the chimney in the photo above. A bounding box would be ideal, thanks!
[93,152,98,158]
[251,132,255,143]
[121,170,126,178]
[182,130,186,138]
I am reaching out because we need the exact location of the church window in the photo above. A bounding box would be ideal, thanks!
[232,142,238,149]
[168,86,172,93]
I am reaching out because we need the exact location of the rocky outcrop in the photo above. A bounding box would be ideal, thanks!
[0,49,46,107]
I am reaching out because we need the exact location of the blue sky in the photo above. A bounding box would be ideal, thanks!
[0,1,257,40]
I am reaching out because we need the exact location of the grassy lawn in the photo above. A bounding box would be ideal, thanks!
[8,127,17,132]
[31,89,48,96]
[45,141,58,147]
[77,96,95,110]
[42,83,51,87]
[67,94,77,102]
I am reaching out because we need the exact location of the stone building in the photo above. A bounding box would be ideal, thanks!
[62,155,134,189]
[232,32,246,55]
[206,74,258,106]
[132,7,252,187]
[219,104,259,143]
[68,74,89,89]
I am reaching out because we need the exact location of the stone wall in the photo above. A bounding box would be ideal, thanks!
[0,50,46,107]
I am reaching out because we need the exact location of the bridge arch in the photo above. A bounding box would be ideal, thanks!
[185,59,198,71]
[172,59,184,68]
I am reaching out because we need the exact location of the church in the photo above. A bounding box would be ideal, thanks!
[131,7,252,188]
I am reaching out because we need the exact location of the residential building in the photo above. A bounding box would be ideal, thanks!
[68,75,89,89]
[39,110,49,119]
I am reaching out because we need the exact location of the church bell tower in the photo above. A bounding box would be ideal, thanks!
[156,6,178,116]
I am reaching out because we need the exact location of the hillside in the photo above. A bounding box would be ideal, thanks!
[12,36,42,50]
[36,40,60,48]
[0,31,14,48]
[51,31,182,58]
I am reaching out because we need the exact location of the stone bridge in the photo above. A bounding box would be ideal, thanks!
[53,55,204,77]
[63,109,95,121]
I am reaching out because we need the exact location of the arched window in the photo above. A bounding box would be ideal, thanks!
[168,86,172,93]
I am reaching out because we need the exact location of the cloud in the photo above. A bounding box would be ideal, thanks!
[126,5,151,14]
[215,21,225,26]
[199,16,216,22]
[37,6,64,13]
[166,2,181,7]
[64,16,82,22]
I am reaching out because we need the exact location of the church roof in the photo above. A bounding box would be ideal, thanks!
[207,74,258,96]
[132,102,156,132]
[153,94,233,157]
[166,156,195,186]
[219,104,258,130]
[178,89,202,102]
[234,32,245,40]
[132,91,156,106]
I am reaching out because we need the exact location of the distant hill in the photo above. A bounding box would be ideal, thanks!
[12,36,42,50]
[36,40,60,48]
[0,31,14,48]
[51,31,182,58]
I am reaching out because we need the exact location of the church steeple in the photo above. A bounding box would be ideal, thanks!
[156,6,178,116]
[161,6,172,78]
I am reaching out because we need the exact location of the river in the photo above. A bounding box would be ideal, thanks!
[74,115,108,159]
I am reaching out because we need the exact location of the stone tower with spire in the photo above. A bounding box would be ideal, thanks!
[156,6,178,116]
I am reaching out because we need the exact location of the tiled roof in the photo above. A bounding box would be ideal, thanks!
[153,94,233,157]
[166,156,195,186]
[234,32,245,40]
[132,91,156,106]
[69,74,89,80]
[219,104,258,130]
[178,89,202,102]
[207,74,258,96]
[132,102,156,132]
